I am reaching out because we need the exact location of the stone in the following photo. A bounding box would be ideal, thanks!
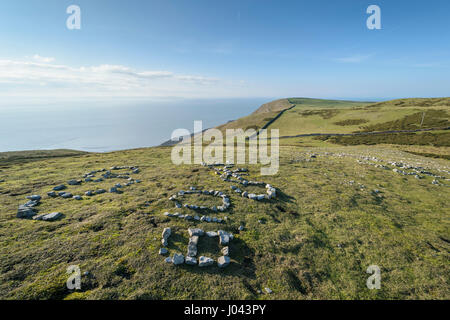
[26,195,41,201]
[53,185,66,191]
[73,195,82,200]
[159,248,168,255]
[172,253,185,265]
[222,246,229,256]
[217,256,230,268]
[96,189,106,194]
[164,257,172,263]
[218,230,230,245]
[189,236,199,245]
[47,191,57,198]
[68,179,81,185]
[109,187,118,193]
[61,192,73,199]
[242,191,248,198]
[265,287,273,294]
[188,228,204,237]
[24,200,39,207]
[238,225,245,231]
[185,256,197,265]
[187,243,197,257]
[162,227,171,240]
[34,212,62,221]
[206,231,218,237]
[17,206,36,219]
[198,256,214,267]
[85,190,94,196]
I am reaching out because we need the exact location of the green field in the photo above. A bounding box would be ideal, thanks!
[0,97,449,300]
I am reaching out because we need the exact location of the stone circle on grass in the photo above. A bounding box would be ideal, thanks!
[202,162,278,201]
[16,165,143,221]
[168,186,231,212]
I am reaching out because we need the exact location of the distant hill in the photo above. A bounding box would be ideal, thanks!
[0,149,88,166]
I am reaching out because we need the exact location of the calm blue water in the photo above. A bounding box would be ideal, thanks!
[0,98,268,152]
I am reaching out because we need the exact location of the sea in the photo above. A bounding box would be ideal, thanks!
[0,98,269,153]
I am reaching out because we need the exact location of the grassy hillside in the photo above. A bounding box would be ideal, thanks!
[267,98,449,137]
[216,97,449,137]
[0,144,449,300]
[214,97,450,158]
[0,97,449,300]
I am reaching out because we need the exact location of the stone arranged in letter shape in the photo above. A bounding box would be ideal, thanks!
[159,227,233,268]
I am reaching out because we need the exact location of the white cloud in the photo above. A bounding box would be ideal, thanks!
[32,54,55,63]
[334,54,373,63]
[0,57,227,100]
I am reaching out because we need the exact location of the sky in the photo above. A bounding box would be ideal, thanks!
[0,0,449,104]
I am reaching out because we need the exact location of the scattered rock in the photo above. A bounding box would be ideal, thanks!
[33,212,62,221]
[47,191,57,198]
[26,195,41,201]
[17,206,36,219]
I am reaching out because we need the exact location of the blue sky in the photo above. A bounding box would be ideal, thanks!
[0,0,449,103]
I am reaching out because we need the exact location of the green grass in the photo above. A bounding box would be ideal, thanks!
[0,144,449,300]
[1,97,449,300]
